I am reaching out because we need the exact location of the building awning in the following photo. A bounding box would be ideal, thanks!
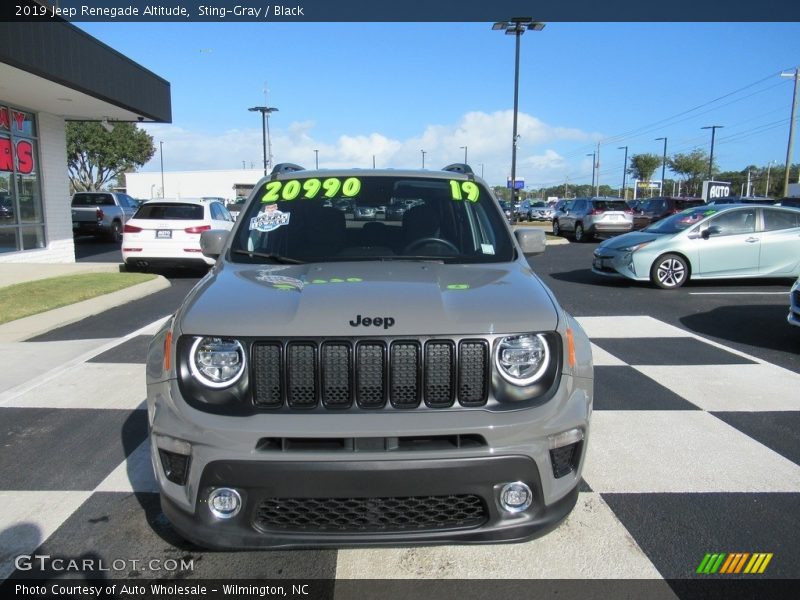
[0,21,171,123]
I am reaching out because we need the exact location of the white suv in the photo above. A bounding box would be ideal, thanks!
[122,198,234,271]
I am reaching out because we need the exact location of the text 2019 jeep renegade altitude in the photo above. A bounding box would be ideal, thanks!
[146,163,594,548]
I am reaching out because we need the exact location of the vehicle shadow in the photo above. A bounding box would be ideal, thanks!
[73,236,121,261]
[680,304,799,356]
[548,269,638,288]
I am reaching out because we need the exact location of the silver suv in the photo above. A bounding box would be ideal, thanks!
[553,197,633,242]
[146,163,594,548]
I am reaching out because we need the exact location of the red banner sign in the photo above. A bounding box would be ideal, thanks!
[0,138,34,174]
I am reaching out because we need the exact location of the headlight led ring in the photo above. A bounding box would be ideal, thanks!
[189,337,246,388]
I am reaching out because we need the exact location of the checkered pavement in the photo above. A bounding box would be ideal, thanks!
[0,315,798,582]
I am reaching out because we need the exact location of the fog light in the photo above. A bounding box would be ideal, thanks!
[499,481,532,513]
[208,488,242,519]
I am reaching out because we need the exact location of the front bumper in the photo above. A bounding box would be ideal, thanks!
[789,284,800,327]
[148,368,591,548]
[161,456,580,549]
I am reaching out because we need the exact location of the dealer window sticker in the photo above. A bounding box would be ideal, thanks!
[249,206,291,232]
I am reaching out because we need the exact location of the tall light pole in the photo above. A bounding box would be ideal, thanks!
[493,17,545,203]
[314,149,319,169]
[701,125,723,181]
[421,149,426,168]
[586,152,596,190]
[655,136,667,194]
[479,163,484,178]
[248,105,279,175]
[159,141,164,198]
[460,145,468,164]
[617,146,628,200]
[781,67,799,196]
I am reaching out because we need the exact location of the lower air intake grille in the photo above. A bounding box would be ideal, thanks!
[254,494,487,533]
[550,441,583,479]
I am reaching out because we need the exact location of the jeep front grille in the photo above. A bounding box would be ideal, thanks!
[251,339,489,410]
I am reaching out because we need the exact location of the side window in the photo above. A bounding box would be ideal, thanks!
[219,204,233,221]
[708,209,756,236]
[576,200,588,212]
[101,194,115,206]
[763,209,800,232]
[210,203,223,221]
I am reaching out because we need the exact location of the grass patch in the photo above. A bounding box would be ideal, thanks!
[0,272,157,325]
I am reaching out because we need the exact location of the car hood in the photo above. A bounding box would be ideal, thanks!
[598,231,665,251]
[178,260,559,337]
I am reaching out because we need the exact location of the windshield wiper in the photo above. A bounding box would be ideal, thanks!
[232,249,305,264]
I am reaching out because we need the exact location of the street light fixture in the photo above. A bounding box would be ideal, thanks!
[655,137,667,195]
[248,105,279,175]
[421,149,426,168]
[460,145,468,164]
[617,146,628,199]
[701,125,723,181]
[493,17,545,203]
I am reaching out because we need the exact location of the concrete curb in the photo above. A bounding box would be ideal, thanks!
[0,276,171,343]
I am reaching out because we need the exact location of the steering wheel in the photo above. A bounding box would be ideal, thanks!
[402,237,459,255]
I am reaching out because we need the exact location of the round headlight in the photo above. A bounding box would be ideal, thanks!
[495,334,550,386]
[189,337,246,388]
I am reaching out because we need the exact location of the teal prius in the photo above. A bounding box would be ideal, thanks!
[592,204,800,289]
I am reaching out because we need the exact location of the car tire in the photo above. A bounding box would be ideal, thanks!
[650,253,689,289]
[574,223,589,242]
[552,220,561,237]
[108,221,122,243]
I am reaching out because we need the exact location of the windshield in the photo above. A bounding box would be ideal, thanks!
[644,206,718,234]
[231,174,514,263]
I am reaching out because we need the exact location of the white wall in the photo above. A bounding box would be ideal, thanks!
[0,111,75,264]
[126,169,265,202]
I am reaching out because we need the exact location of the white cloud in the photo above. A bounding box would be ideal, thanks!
[139,110,598,187]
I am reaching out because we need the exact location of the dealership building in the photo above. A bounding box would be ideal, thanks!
[0,20,171,263]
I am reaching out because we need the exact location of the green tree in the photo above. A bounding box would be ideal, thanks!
[668,149,710,196]
[66,122,155,192]
[627,153,662,184]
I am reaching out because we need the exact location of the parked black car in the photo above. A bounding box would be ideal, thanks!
[632,196,705,230]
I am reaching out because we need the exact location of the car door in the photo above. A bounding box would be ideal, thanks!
[559,200,576,231]
[210,202,234,231]
[758,208,800,275]
[696,208,760,277]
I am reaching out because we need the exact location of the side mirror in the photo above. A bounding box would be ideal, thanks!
[515,228,546,256]
[702,225,722,240]
[200,229,229,259]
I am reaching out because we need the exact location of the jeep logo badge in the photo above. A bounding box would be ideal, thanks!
[349,314,395,329]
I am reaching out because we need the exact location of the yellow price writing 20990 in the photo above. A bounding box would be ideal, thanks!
[262,177,362,203]
[449,180,480,202]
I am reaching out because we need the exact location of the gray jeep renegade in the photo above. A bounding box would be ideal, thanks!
[146,163,594,549]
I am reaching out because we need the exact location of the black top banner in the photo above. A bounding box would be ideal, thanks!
[3,0,799,22]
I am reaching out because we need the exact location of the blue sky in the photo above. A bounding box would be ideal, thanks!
[79,21,800,189]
